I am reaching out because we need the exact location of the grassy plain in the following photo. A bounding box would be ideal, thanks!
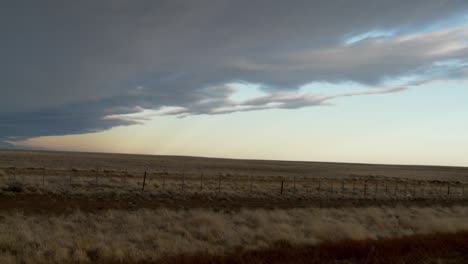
[0,149,468,263]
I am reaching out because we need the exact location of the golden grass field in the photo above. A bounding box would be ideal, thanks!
[0,149,468,263]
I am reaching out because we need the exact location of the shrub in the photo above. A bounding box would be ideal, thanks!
[3,181,23,193]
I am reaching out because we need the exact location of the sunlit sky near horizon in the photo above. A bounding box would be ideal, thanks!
[2,1,468,166]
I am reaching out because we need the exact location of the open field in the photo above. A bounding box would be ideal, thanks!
[2,150,468,182]
[1,150,468,263]
[1,150,467,208]
[1,206,468,263]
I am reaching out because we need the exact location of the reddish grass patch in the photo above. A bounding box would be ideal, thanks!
[157,232,468,264]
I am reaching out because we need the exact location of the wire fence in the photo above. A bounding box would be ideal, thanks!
[0,167,467,200]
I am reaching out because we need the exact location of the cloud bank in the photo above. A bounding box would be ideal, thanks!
[1,0,468,144]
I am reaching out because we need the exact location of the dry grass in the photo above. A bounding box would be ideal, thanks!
[1,167,466,201]
[162,232,468,264]
[1,206,468,263]
[1,149,468,182]
[1,150,467,200]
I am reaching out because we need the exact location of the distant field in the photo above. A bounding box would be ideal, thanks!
[1,149,468,181]
[0,150,467,211]
[1,150,468,263]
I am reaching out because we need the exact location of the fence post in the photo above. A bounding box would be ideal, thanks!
[69,168,72,186]
[162,171,166,190]
[280,180,284,195]
[42,167,46,188]
[364,180,368,196]
[293,176,297,193]
[394,180,398,197]
[95,168,99,187]
[330,179,334,195]
[217,174,221,194]
[142,170,147,192]
[200,172,203,191]
[181,172,185,193]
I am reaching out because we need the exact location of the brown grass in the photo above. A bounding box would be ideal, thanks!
[160,232,468,264]
[1,149,468,182]
[1,206,468,263]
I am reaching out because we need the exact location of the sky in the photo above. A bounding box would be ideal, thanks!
[1,0,468,166]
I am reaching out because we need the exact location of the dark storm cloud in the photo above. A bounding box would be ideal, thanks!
[1,0,468,143]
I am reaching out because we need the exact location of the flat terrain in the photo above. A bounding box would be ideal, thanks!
[1,150,468,263]
[2,149,468,182]
[1,149,468,214]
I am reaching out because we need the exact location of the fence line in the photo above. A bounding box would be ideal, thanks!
[0,167,467,200]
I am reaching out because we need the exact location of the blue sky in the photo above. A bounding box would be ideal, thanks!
[2,1,468,166]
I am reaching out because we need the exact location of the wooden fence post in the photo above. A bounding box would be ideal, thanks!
[142,170,147,192]
[364,180,368,196]
[200,172,204,191]
[374,181,378,197]
[280,180,284,195]
[293,176,297,193]
[162,171,166,190]
[330,179,334,195]
[394,180,398,197]
[42,167,46,188]
[95,168,99,187]
[217,174,221,193]
[69,168,72,186]
[181,172,185,193]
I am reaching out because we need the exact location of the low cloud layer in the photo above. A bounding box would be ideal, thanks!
[1,0,468,144]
